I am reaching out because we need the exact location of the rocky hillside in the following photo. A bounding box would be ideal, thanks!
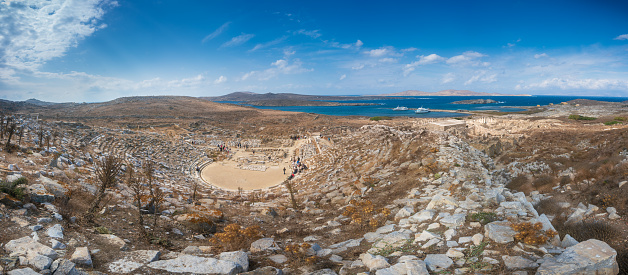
[0,109,624,274]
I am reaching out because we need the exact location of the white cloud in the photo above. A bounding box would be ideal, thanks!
[339,74,346,80]
[202,22,230,43]
[534,53,549,59]
[295,29,321,39]
[241,58,312,81]
[0,0,115,71]
[249,36,287,52]
[442,73,455,84]
[417,54,444,65]
[355,40,363,48]
[403,54,444,76]
[446,51,486,65]
[464,70,497,85]
[613,34,628,40]
[214,75,227,84]
[221,33,255,48]
[366,48,389,57]
[378,58,397,63]
[351,64,365,70]
[524,77,628,90]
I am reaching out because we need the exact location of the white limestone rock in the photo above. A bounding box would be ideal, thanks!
[5,237,58,260]
[424,254,453,272]
[46,224,64,239]
[250,238,280,253]
[408,210,435,223]
[108,250,161,274]
[100,234,129,250]
[359,253,390,271]
[219,251,249,272]
[70,247,92,268]
[148,254,239,274]
[561,234,579,248]
[536,239,619,275]
[484,221,516,244]
[394,206,415,220]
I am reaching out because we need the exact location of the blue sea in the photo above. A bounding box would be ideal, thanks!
[226,95,628,118]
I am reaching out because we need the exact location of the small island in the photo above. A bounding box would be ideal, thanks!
[451,99,498,104]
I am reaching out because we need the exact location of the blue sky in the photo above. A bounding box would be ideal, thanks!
[1,0,628,102]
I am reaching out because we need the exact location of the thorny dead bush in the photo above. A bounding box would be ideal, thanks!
[56,188,94,224]
[510,221,558,245]
[534,198,566,217]
[505,175,529,193]
[556,220,619,244]
[209,224,262,251]
[343,199,391,228]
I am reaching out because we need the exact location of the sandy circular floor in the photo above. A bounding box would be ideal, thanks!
[200,161,287,191]
[199,138,317,191]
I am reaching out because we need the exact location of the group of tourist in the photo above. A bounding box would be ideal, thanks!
[217,144,230,153]
[285,156,307,180]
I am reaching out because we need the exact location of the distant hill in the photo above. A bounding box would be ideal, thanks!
[203,92,319,102]
[203,92,382,102]
[379,90,531,97]
[23,98,58,106]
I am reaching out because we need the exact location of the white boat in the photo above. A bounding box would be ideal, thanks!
[393,106,408,111]
[415,107,430,113]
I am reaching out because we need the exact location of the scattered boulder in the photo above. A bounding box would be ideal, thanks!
[536,239,619,275]
[4,237,58,260]
[359,253,390,271]
[484,221,515,244]
[70,247,92,268]
[99,234,128,250]
[250,238,280,253]
[219,251,249,272]
[26,184,55,203]
[424,254,453,272]
[46,224,64,239]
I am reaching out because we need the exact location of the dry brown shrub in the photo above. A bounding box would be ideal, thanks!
[510,221,557,245]
[284,243,318,266]
[209,224,262,251]
[343,199,390,228]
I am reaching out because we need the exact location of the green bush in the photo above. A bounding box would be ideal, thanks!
[604,120,622,125]
[614,116,626,121]
[95,226,114,234]
[468,212,497,225]
[0,177,27,200]
[568,114,597,120]
[370,116,392,121]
